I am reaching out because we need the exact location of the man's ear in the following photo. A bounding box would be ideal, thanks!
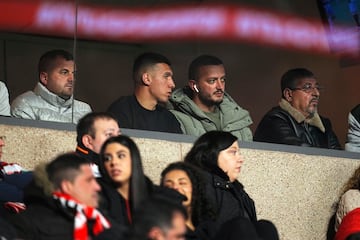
[148,227,163,240]
[188,80,197,92]
[60,180,73,195]
[82,134,93,150]
[283,88,293,102]
[39,72,48,85]
[142,72,151,86]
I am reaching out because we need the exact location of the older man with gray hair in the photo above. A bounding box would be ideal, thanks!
[254,68,341,149]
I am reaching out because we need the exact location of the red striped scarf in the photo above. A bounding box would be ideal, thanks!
[53,191,111,240]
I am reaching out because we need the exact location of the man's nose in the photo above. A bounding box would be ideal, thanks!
[216,79,224,89]
[172,183,180,191]
[68,73,74,81]
[312,87,320,97]
[94,180,101,191]
[169,77,175,89]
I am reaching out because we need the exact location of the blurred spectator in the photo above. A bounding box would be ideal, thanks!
[0,217,17,240]
[335,165,360,231]
[97,135,185,228]
[0,135,32,214]
[129,197,187,240]
[76,112,121,177]
[161,161,215,240]
[8,153,124,240]
[335,208,360,240]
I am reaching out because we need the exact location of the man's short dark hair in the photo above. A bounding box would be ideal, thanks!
[129,197,187,240]
[38,49,74,76]
[76,112,117,145]
[188,55,223,81]
[132,52,171,85]
[280,68,315,98]
[46,153,90,189]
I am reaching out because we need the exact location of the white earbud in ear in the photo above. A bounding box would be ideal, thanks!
[194,84,199,93]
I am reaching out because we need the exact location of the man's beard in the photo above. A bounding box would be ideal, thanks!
[306,106,317,118]
[199,93,223,108]
[306,97,319,118]
[59,92,72,100]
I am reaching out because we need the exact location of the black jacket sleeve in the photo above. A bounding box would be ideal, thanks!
[254,111,309,146]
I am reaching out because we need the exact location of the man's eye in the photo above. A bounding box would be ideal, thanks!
[105,132,114,138]
[208,80,215,84]
[103,155,111,162]
[303,84,316,90]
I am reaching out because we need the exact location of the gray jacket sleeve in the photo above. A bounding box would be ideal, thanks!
[345,109,360,152]
[0,81,10,116]
[345,104,360,152]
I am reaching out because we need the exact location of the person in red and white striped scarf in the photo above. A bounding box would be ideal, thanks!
[8,153,126,240]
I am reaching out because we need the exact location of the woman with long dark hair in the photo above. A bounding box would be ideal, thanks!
[97,135,149,226]
[97,135,184,228]
[184,131,278,240]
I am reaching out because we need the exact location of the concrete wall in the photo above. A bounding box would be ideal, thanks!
[1,117,360,240]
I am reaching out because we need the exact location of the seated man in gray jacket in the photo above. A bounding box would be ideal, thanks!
[168,55,253,141]
[345,104,360,152]
[11,49,92,123]
[0,81,10,116]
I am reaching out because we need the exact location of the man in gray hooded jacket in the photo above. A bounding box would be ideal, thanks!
[168,55,253,141]
[11,49,91,123]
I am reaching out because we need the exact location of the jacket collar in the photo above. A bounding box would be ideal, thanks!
[23,162,54,205]
[279,99,325,133]
[34,82,74,107]
[76,145,101,177]
[212,173,245,192]
[170,87,244,116]
[76,145,100,166]
[213,174,232,190]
